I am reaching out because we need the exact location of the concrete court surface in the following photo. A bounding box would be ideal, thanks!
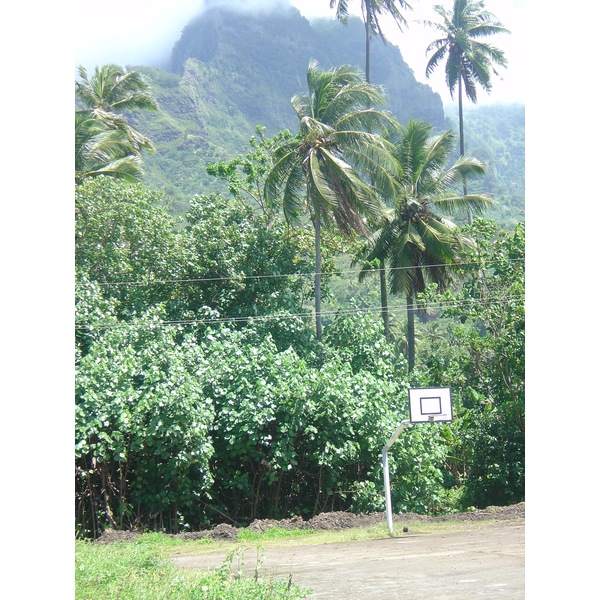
[173,519,525,599]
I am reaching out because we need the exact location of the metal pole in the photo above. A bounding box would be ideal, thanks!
[381,420,411,535]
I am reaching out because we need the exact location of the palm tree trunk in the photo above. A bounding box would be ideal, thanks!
[313,213,323,341]
[458,77,472,224]
[364,4,371,82]
[406,294,415,372]
[364,3,391,343]
[380,260,390,342]
[458,76,465,158]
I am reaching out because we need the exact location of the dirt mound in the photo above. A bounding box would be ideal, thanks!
[94,503,524,544]
[94,528,141,544]
[247,515,308,533]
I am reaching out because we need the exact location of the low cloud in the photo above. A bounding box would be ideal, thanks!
[75,0,306,72]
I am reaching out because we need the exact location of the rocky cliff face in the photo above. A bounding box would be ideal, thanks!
[169,2,444,131]
[128,1,445,210]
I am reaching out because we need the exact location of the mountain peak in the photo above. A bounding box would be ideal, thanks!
[170,3,444,130]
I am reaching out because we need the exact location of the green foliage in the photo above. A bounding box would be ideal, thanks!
[75,177,315,330]
[74,48,525,535]
[323,309,400,374]
[75,177,187,322]
[75,275,120,361]
[265,59,400,340]
[388,424,452,514]
[416,218,525,507]
[75,64,158,183]
[198,315,410,521]
[206,126,294,225]
[424,0,509,104]
[460,403,525,508]
[445,104,525,227]
[75,110,144,183]
[75,318,215,536]
[181,192,314,321]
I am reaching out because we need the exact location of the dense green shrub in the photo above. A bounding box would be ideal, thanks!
[416,219,525,508]
[75,177,188,322]
[460,403,525,508]
[74,169,525,537]
[198,317,407,521]
[75,315,215,537]
[196,313,453,522]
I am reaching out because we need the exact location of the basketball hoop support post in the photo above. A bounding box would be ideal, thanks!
[381,419,411,535]
[383,388,452,535]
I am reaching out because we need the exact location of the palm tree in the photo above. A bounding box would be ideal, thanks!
[423,0,508,218]
[330,0,412,82]
[330,1,412,341]
[76,64,158,154]
[75,111,143,183]
[361,119,492,370]
[265,60,399,341]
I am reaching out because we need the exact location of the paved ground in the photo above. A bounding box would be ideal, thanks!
[173,519,524,599]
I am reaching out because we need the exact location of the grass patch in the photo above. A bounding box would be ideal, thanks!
[75,536,309,599]
[173,519,493,557]
[237,527,316,543]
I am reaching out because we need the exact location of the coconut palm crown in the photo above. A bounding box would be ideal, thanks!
[330,0,412,42]
[359,119,493,369]
[423,0,508,161]
[75,111,143,183]
[76,64,158,155]
[330,1,412,81]
[423,0,509,104]
[265,60,400,340]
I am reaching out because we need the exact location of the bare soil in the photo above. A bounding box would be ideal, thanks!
[95,502,524,544]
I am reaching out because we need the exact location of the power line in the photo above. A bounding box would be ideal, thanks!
[77,257,524,288]
[75,291,524,331]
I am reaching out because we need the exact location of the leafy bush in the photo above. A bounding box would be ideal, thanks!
[75,177,187,321]
[196,313,452,522]
[416,219,525,508]
[460,403,525,508]
[76,315,215,537]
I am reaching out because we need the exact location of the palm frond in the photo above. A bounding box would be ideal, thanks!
[264,144,305,222]
[75,110,144,183]
[317,147,380,236]
[433,193,494,216]
[330,0,350,23]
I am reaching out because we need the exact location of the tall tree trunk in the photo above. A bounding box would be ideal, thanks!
[458,76,472,224]
[380,259,390,342]
[406,294,415,372]
[364,4,371,82]
[364,4,390,342]
[458,76,465,159]
[313,213,323,341]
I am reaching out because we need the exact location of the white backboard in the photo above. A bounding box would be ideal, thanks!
[408,387,453,423]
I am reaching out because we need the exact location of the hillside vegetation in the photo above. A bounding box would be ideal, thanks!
[445,104,525,227]
[126,3,448,214]
[123,4,523,225]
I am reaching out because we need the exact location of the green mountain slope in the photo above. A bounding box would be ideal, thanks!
[170,3,444,132]
[127,2,445,213]
[445,104,525,227]
[124,2,523,226]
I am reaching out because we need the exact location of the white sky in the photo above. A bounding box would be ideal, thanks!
[73,0,525,106]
